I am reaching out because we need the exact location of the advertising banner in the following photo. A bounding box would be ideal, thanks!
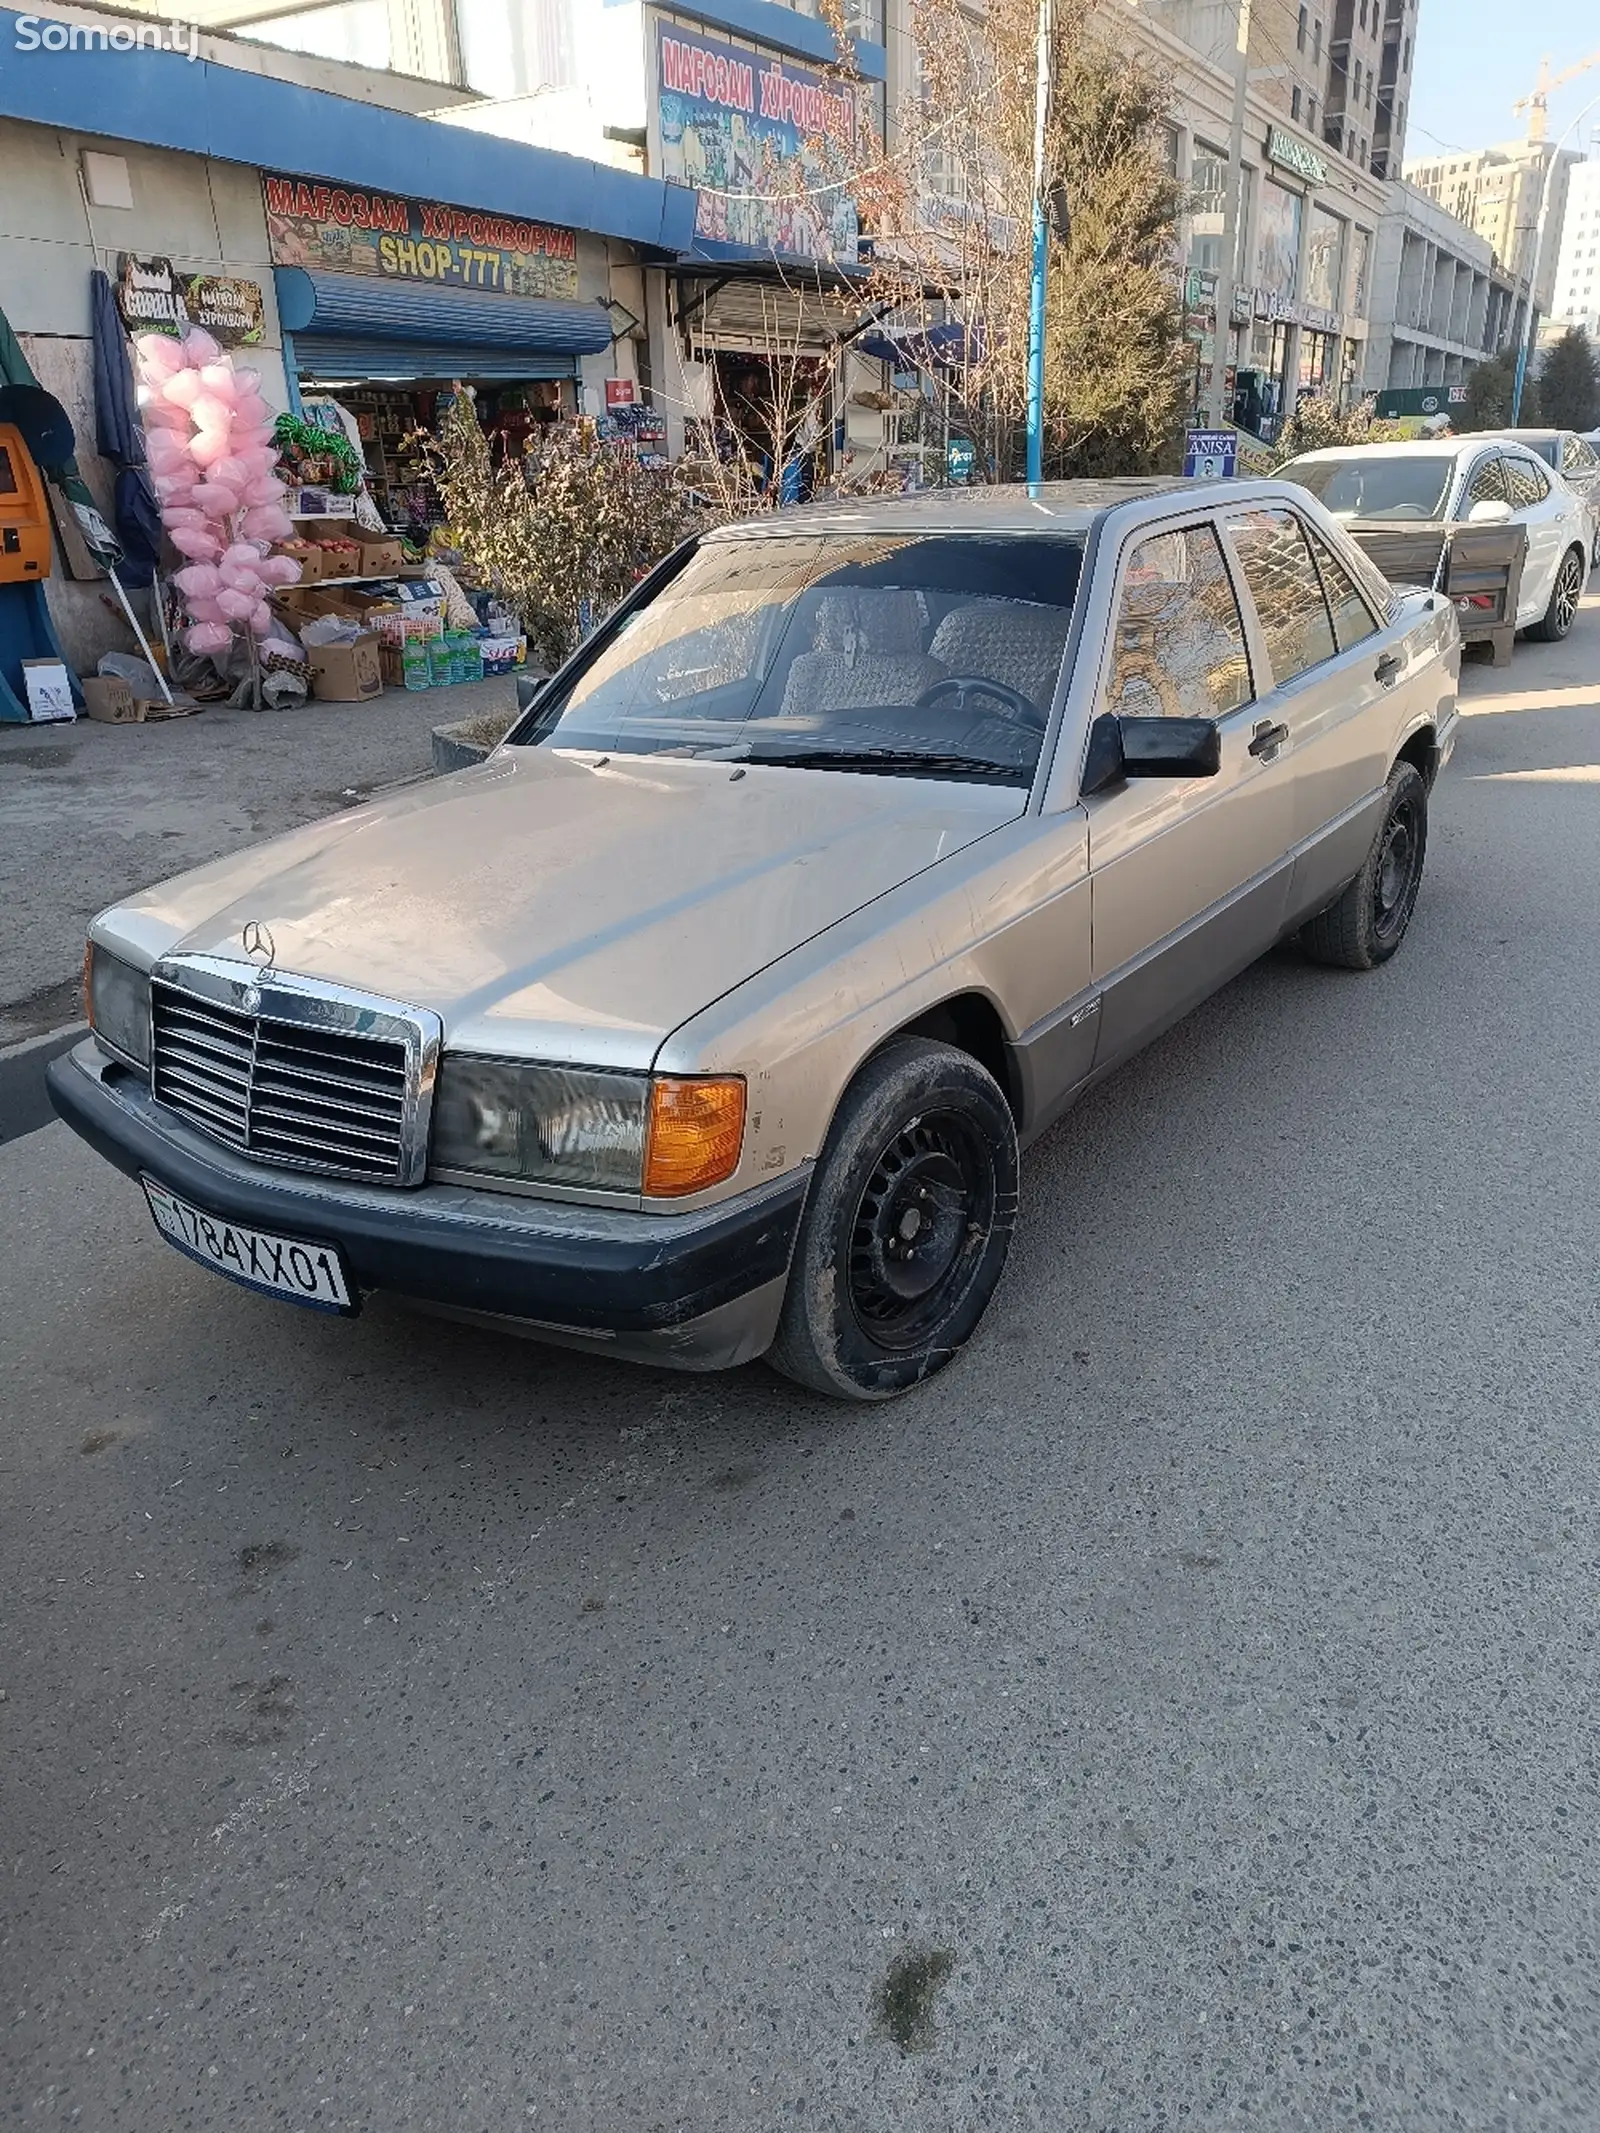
[262,174,580,301]
[654,24,866,263]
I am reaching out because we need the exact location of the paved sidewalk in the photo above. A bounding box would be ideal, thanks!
[0,673,518,1045]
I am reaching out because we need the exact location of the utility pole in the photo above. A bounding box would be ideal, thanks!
[1204,0,1253,431]
[1025,0,1055,486]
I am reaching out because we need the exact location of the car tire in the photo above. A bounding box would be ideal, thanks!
[1525,547,1584,643]
[1299,760,1428,972]
[766,1038,1018,1401]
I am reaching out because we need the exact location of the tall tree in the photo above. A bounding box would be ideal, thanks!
[853,0,1185,480]
[1537,327,1599,433]
[1463,349,1538,431]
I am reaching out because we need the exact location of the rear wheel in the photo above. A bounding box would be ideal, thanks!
[767,1039,1017,1401]
[1526,547,1584,643]
[1299,761,1428,971]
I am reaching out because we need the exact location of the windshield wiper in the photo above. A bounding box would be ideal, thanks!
[740,747,1028,783]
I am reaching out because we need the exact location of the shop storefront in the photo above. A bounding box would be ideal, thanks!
[649,17,879,484]
[265,173,613,522]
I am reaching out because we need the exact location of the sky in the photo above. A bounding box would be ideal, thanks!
[1407,0,1600,165]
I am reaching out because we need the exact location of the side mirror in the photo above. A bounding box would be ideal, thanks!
[1080,712,1221,795]
[515,672,547,717]
[1466,499,1513,525]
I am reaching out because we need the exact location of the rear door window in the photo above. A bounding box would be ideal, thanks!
[1562,435,1598,478]
[1504,455,1551,509]
[1225,508,1338,685]
[1307,527,1381,652]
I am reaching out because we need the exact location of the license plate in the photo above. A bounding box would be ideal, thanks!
[142,1178,354,1313]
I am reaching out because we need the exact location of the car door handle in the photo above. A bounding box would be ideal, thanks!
[1375,653,1402,687]
[1248,719,1289,758]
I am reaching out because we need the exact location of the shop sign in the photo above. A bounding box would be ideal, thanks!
[1184,428,1238,480]
[115,255,188,332]
[604,378,637,408]
[655,22,869,263]
[114,256,267,345]
[262,174,580,301]
[184,274,265,345]
[1265,127,1328,189]
[1249,287,1339,333]
[946,437,977,484]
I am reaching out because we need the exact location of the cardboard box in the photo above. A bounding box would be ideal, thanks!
[308,635,383,702]
[81,677,203,722]
[22,657,75,722]
[349,530,405,573]
[83,676,141,722]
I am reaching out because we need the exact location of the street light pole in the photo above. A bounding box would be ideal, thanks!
[1512,90,1600,422]
[1025,0,1054,486]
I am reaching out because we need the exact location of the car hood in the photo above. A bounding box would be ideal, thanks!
[106,747,1021,1067]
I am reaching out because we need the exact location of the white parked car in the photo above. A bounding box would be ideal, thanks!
[1279,438,1590,643]
[1468,429,1600,568]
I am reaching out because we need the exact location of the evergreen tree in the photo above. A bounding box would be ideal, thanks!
[1463,350,1538,431]
[1537,327,1599,432]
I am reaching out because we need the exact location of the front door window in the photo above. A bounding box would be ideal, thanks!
[1105,524,1253,721]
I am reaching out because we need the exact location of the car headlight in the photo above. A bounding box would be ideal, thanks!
[84,942,151,1069]
[431,1058,745,1197]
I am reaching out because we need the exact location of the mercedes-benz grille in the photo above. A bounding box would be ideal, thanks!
[151,982,412,1183]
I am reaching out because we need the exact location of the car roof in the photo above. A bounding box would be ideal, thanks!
[1467,427,1565,444]
[1281,439,1472,462]
[705,476,1313,540]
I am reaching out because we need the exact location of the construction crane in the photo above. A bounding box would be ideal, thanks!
[1515,51,1600,141]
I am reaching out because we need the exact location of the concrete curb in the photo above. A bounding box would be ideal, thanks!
[431,709,521,773]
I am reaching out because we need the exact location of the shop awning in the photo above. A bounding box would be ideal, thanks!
[274,270,613,357]
[286,339,579,384]
[852,321,984,370]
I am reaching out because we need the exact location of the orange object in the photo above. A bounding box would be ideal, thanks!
[643,1076,746,1197]
[0,424,51,585]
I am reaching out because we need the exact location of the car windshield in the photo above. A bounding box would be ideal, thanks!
[510,533,1086,787]
[1279,453,1454,522]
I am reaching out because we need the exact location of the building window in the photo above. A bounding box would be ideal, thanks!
[251,0,392,66]
[1297,4,1307,51]
[1314,19,1322,64]
[1292,85,1303,119]
[458,0,577,98]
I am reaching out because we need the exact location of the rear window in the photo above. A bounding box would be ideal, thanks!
[1279,453,1453,522]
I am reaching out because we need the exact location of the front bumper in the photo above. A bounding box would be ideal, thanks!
[47,1041,807,1370]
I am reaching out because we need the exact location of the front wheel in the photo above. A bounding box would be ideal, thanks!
[1526,547,1584,644]
[1299,761,1428,971]
[767,1038,1018,1400]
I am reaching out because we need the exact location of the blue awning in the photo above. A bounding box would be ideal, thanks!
[274,270,613,356]
[286,337,577,383]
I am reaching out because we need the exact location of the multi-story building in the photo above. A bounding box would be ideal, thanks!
[1550,154,1600,338]
[1405,138,1579,321]
[1143,0,1417,179]
[1140,0,1389,433]
[1365,180,1523,395]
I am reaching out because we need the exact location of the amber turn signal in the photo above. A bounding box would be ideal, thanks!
[643,1076,746,1197]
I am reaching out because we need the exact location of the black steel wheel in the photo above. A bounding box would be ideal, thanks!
[767,1039,1017,1400]
[1300,760,1429,971]
[847,1110,998,1352]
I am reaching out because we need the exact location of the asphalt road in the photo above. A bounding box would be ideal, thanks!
[5,609,1600,2132]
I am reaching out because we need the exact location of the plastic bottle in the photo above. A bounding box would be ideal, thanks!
[427,632,453,687]
[401,638,431,691]
[460,633,484,683]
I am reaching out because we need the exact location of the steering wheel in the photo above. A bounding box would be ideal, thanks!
[915,674,1045,730]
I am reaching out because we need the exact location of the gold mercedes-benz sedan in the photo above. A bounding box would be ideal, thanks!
[51,478,1461,1400]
